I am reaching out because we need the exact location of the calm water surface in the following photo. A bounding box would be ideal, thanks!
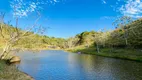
[16,50,142,80]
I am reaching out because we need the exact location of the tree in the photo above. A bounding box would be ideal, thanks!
[94,32,102,53]
[101,31,111,47]
[113,16,133,46]
[0,0,60,59]
[126,18,142,48]
[66,37,79,48]
[0,12,42,59]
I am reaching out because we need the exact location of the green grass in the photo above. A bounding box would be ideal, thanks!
[0,60,33,80]
[67,46,142,62]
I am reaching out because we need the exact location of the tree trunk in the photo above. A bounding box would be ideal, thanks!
[110,45,114,53]
[125,38,128,46]
[96,43,100,53]
[0,43,11,59]
[124,30,128,46]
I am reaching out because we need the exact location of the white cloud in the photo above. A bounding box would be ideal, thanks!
[53,0,58,2]
[101,0,142,18]
[119,0,142,18]
[10,0,59,18]
[102,0,107,4]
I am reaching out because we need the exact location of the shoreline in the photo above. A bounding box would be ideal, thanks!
[17,49,142,62]
[66,48,142,62]
[21,71,34,80]
[0,60,34,80]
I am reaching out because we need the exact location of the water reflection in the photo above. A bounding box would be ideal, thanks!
[16,50,142,80]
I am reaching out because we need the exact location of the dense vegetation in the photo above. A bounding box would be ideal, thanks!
[0,24,66,50]
[66,17,142,61]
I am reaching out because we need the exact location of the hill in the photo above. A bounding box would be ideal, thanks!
[66,18,142,61]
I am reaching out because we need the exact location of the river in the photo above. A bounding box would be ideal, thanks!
[16,50,142,80]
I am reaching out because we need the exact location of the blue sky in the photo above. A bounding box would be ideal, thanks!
[0,0,141,38]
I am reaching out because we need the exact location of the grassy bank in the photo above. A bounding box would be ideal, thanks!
[0,60,33,80]
[66,46,142,62]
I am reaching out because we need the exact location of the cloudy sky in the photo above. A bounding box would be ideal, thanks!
[0,0,142,38]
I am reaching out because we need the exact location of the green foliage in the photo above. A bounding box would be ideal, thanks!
[75,31,96,45]
[67,17,142,61]
[0,24,66,50]
[65,18,142,49]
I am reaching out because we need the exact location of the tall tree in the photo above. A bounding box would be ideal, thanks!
[113,16,133,46]
[0,12,42,59]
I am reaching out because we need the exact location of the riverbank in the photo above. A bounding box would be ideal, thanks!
[0,60,34,80]
[66,46,142,62]
[0,48,61,80]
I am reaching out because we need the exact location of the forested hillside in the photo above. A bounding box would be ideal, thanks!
[66,18,142,61]
[0,23,66,50]
[66,18,142,48]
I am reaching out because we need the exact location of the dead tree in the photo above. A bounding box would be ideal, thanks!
[0,12,42,59]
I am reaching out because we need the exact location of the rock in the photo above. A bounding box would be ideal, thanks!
[10,56,21,63]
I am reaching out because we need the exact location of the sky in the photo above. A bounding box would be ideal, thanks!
[0,0,142,38]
